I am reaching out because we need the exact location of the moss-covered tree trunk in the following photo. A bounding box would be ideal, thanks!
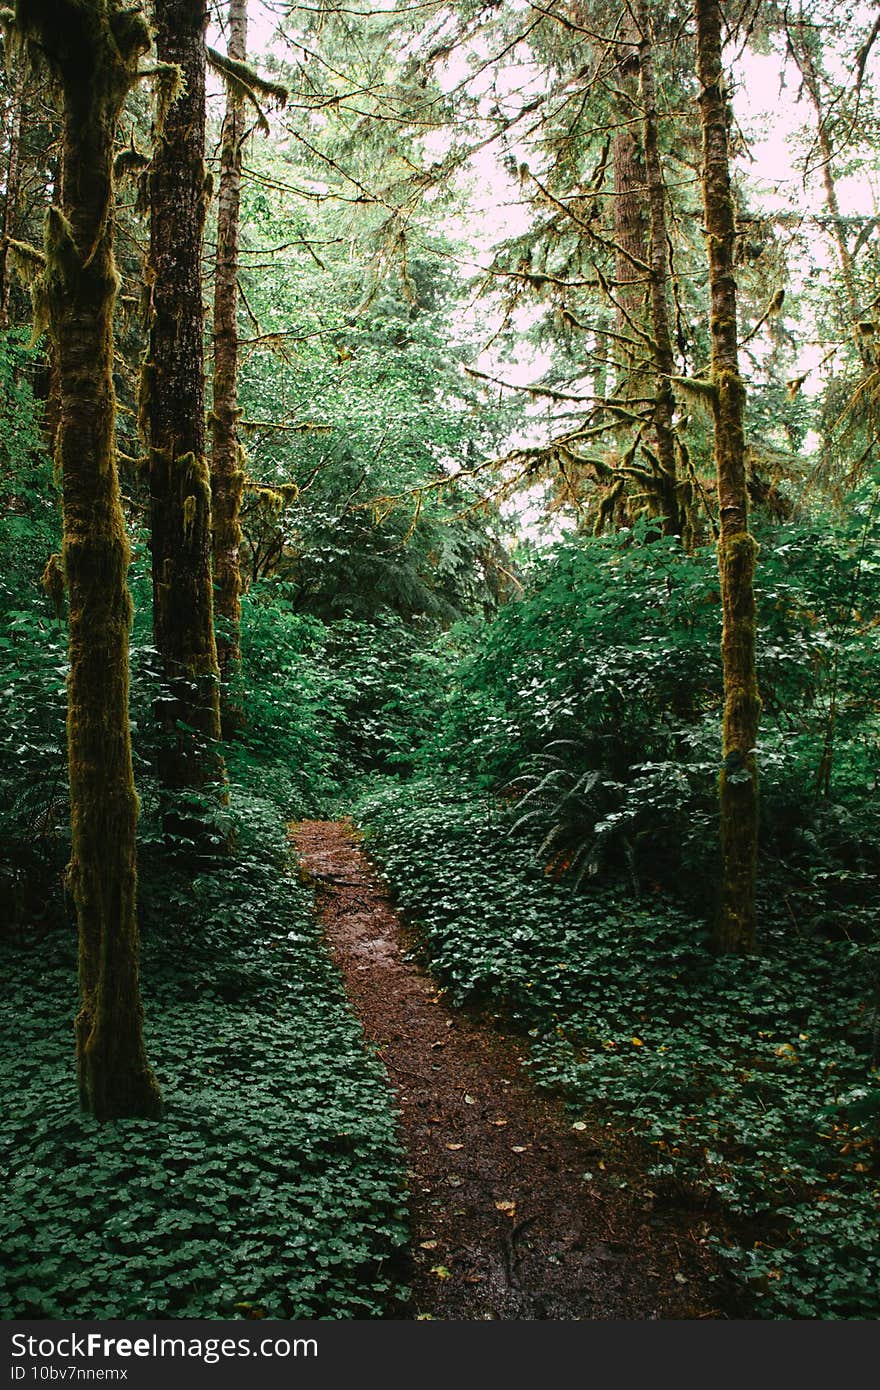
[695,0,761,953]
[210,0,247,735]
[11,0,161,1117]
[635,0,686,541]
[602,17,683,538]
[146,0,222,794]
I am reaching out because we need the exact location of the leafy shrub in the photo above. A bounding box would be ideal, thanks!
[0,331,67,934]
[358,775,880,1319]
[0,794,408,1319]
[226,581,343,815]
[425,511,880,928]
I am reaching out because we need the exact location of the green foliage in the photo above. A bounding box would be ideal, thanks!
[225,582,343,814]
[213,584,459,812]
[0,794,408,1319]
[0,331,67,933]
[230,143,515,625]
[320,614,456,782]
[426,510,880,927]
[0,344,411,1317]
[357,776,880,1319]
[0,604,68,932]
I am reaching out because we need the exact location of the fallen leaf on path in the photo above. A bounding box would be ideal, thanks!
[419,1240,438,1251]
[464,1094,477,1105]
[494,1200,516,1216]
[446,1142,464,1151]
[572,1121,587,1131]
[234,1303,266,1319]
[511,1145,528,1153]
[490,1118,508,1127]
[430,1266,452,1280]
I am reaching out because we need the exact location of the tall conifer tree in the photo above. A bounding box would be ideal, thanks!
[210,0,247,732]
[695,0,761,952]
[146,0,222,797]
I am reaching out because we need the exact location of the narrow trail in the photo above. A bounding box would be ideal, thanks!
[290,819,732,1320]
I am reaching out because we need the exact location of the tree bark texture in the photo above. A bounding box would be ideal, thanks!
[14,0,162,1118]
[600,18,684,539]
[695,0,761,953]
[0,66,24,329]
[210,0,247,733]
[612,40,649,404]
[146,0,222,791]
[635,1,688,540]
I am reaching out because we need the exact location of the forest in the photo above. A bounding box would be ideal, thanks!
[0,0,878,1325]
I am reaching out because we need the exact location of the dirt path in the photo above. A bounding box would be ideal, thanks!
[290,819,733,1320]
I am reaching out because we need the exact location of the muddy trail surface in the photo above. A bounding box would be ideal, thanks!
[290,819,734,1320]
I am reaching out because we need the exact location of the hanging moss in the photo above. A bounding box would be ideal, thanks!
[593,474,626,534]
[206,46,287,104]
[114,144,151,180]
[41,551,65,621]
[148,59,184,138]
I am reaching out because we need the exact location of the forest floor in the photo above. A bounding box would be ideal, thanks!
[290,819,739,1320]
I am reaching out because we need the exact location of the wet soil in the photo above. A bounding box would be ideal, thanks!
[290,819,737,1320]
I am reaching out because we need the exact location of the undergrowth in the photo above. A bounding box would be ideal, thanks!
[0,793,408,1319]
[357,776,880,1319]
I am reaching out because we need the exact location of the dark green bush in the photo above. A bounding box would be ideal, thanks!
[357,775,880,1319]
[423,508,880,927]
[0,794,408,1319]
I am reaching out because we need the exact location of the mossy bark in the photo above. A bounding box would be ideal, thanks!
[635,1,687,542]
[210,0,247,736]
[12,0,161,1117]
[599,17,684,539]
[696,0,761,953]
[146,0,223,793]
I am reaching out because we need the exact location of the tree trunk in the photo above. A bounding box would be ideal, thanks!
[788,32,872,370]
[0,66,24,329]
[146,0,223,796]
[695,0,761,953]
[603,20,684,538]
[612,39,649,404]
[635,1,687,540]
[210,0,247,735]
[14,0,162,1118]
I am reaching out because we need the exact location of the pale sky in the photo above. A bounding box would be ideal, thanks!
[235,1,878,401]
